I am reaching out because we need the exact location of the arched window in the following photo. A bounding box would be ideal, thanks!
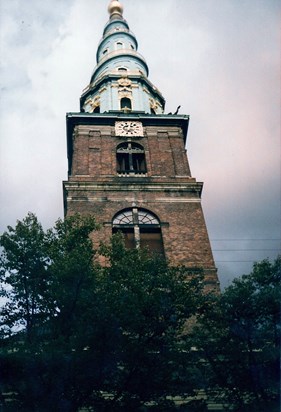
[118,67,127,72]
[112,208,165,255]
[120,97,132,111]
[116,41,123,49]
[116,142,146,174]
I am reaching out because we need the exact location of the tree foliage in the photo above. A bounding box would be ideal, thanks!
[0,213,49,341]
[0,214,279,411]
[0,214,205,411]
[189,257,280,411]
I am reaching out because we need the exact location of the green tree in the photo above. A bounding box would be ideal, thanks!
[0,214,205,411]
[190,257,280,411]
[0,213,49,342]
[0,213,98,411]
[84,236,205,411]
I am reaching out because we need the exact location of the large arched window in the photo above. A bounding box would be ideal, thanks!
[112,208,165,256]
[116,142,147,175]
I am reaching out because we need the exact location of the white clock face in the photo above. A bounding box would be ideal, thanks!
[115,121,144,137]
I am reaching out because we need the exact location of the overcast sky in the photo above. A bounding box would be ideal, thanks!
[0,0,280,288]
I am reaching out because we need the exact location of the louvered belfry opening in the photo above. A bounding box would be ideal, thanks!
[116,142,147,174]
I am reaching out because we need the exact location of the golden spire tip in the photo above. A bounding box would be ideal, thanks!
[108,0,124,18]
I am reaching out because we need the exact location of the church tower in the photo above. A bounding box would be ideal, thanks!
[63,0,219,290]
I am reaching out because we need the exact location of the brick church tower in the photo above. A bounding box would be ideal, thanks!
[63,0,219,291]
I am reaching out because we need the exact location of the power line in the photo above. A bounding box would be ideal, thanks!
[213,249,280,252]
[216,260,271,263]
[211,239,281,241]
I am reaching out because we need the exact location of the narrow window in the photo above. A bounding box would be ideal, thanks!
[116,142,146,174]
[120,97,132,111]
[118,67,127,72]
[116,42,123,49]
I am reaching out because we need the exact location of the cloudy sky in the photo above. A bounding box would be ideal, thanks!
[0,0,280,287]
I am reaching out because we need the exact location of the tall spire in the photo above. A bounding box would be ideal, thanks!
[80,0,165,115]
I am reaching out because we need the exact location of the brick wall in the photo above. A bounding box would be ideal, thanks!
[64,119,219,291]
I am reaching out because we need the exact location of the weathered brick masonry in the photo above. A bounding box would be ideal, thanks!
[63,115,219,290]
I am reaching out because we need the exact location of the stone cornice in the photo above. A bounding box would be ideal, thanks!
[63,180,203,195]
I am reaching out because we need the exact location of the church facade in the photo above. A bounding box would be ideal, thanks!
[63,0,219,291]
